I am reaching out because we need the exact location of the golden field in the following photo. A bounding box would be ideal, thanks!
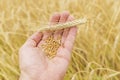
[0,0,120,80]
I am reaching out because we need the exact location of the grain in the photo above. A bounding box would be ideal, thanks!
[41,35,61,59]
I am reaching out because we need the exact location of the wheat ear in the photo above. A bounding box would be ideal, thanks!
[38,18,87,32]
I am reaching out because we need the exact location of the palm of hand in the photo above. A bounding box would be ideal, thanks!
[19,12,77,80]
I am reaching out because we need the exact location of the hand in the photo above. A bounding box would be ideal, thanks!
[19,11,77,80]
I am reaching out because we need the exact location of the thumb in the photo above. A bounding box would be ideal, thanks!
[24,31,43,47]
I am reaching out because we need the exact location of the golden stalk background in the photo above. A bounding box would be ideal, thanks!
[0,0,120,80]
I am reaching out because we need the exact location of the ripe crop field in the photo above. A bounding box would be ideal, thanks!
[0,0,120,80]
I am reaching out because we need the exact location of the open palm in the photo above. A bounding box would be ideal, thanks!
[19,11,77,80]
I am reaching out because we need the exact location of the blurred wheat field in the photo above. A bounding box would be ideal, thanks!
[0,0,120,80]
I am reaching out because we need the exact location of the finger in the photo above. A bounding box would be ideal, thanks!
[43,12,60,40]
[37,12,60,47]
[49,12,61,25]
[61,15,74,44]
[54,11,69,40]
[24,31,43,47]
[64,26,77,51]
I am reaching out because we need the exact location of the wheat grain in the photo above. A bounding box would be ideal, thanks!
[41,36,61,59]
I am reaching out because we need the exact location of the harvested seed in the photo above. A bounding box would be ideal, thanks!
[41,35,61,59]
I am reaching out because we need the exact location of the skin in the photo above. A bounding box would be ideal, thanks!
[19,11,77,80]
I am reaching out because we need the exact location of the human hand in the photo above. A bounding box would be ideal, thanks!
[19,11,77,80]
